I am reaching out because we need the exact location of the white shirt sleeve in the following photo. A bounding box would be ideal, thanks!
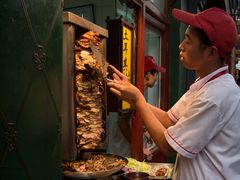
[167,93,189,123]
[165,98,223,159]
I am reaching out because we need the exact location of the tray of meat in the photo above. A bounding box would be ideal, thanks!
[62,153,128,179]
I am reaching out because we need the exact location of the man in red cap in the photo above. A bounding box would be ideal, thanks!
[143,56,166,160]
[144,56,166,88]
[107,7,240,180]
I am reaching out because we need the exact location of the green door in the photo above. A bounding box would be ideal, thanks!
[0,0,63,179]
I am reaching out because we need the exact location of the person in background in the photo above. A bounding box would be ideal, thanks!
[142,56,166,160]
[118,56,166,160]
[107,7,240,180]
[144,56,166,89]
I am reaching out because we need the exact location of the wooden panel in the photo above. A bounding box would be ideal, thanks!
[62,24,77,160]
[131,3,145,161]
[63,12,108,38]
[106,19,125,112]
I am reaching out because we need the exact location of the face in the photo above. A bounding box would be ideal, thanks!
[145,72,158,88]
[179,26,211,71]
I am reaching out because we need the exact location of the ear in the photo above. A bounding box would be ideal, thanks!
[145,72,150,80]
[206,46,218,61]
[144,71,150,78]
[209,46,218,57]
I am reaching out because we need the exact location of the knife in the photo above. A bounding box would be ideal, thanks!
[89,41,109,78]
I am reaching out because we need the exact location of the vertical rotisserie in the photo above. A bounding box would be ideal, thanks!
[74,31,106,150]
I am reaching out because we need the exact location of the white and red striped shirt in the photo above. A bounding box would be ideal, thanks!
[165,66,240,180]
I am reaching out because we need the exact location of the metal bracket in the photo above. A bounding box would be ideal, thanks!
[5,123,17,152]
[33,45,46,71]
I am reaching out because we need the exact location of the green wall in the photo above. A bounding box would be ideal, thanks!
[0,0,62,179]
[168,0,185,107]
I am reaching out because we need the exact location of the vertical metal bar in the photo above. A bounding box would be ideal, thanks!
[62,23,77,160]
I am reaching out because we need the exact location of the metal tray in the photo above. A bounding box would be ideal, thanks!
[62,153,128,179]
[148,163,174,180]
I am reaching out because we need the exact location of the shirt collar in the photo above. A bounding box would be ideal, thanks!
[189,66,228,91]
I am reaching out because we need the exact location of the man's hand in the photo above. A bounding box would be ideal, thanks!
[107,65,144,107]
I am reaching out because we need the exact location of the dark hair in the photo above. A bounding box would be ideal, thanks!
[197,0,229,61]
[194,27,212,47]
[144,69,158,76]
[194,27,228,61]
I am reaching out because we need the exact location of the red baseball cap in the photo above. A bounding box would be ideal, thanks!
[172,7,237,57]
[145,56,166,73]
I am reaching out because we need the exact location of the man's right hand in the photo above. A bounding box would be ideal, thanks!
[107,65,145,107]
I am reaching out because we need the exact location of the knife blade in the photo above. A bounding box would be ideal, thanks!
[89,42,109,78]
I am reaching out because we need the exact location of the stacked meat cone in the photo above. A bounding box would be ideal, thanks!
[75,31,106,150]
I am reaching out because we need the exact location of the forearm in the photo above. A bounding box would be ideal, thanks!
[147,103,175,128]
[136,98,176,156]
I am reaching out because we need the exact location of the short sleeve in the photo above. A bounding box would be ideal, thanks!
[167,93,189,123]
[165,99,223,158]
